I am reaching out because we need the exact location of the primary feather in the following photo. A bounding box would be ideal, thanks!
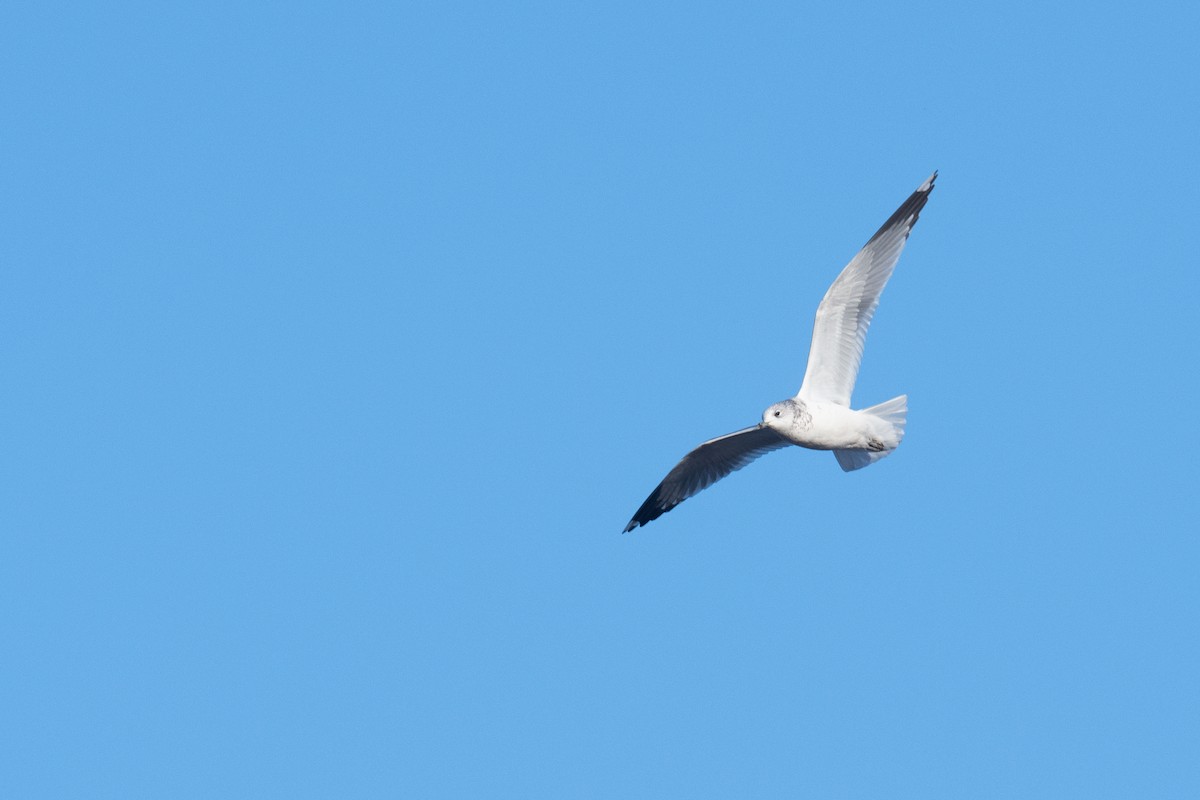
[797,172,936,406]
[623,426,790,532]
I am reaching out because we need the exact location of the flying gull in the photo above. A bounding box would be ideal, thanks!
[624,172,937,532]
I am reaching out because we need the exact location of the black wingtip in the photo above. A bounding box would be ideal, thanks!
[623,484,673,533]
[864,171,938,246]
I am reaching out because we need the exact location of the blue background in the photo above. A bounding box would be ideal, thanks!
[3,1,1198,797]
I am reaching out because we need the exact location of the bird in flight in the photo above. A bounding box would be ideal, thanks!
[624,172,937,532]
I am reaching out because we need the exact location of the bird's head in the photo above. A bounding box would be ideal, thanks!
[761,399,806,432]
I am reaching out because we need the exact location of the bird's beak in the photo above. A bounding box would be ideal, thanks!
[757,421,766,429]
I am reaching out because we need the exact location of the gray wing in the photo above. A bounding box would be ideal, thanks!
[624,426,791,532]
[797,172,936,407]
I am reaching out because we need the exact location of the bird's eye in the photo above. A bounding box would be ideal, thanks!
[773,411,781,417]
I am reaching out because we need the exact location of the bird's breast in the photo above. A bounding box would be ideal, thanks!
[785,404,869,451]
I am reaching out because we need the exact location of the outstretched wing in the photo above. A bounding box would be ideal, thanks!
[797,172,936,407]
[624,426,791,532]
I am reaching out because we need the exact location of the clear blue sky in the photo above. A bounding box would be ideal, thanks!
[3,1,1198,797]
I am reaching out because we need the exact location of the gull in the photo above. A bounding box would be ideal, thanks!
[624,172,936,532]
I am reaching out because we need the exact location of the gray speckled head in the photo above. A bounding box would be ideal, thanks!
[762,398,812,433]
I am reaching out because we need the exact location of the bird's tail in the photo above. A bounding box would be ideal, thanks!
[833,394,907,472]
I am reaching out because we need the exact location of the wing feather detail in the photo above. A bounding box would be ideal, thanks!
[797,172,936,406]
[623,426,791,532]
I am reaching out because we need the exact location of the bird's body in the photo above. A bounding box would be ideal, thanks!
[624,172,936,532]
[762,398,897,452]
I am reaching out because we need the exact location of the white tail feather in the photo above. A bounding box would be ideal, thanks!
[833,394,907,472]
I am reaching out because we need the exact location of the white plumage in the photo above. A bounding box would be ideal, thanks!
[624,172,936,532]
